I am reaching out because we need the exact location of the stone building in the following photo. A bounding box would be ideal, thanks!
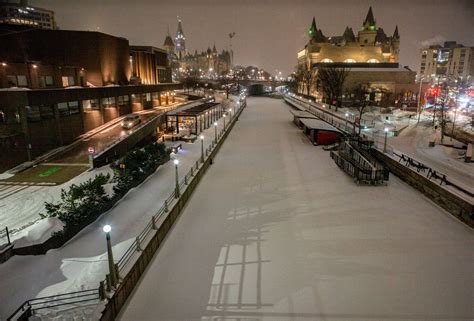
[180,45,231,76]
[164,19,232,77]
[298,7,399,68]
[296,7,416,105]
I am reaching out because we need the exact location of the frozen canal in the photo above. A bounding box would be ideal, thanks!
[118,97,473,321]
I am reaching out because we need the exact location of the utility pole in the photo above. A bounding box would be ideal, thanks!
[417,77,424,124]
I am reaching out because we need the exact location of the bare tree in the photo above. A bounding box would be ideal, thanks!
[285,72,298,93]
[295,64,314,96]
[350,84,371,135]
[316,66,350,111]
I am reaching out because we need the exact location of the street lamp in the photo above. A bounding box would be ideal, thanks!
[103,225,117,287]
[228,108,232,120]
[383,127,389,153]
[200,135,204,163]
[223,114,226,131]
[214,122,218,143]
[174,159,180,198]
[345,113,349,132]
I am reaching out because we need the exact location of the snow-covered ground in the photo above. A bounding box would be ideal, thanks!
[388,120,474,188]
[0,166,113,244]
[288,95,473,191]
[0,94,236,319]
[118,97,473,321]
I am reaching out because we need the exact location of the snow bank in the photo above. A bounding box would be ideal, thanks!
[0,172,14,180]
[13,217,64,248]
[103,182,116,198]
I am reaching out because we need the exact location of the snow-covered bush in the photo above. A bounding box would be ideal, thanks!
[44,173,112,236]
[112,141,170,196]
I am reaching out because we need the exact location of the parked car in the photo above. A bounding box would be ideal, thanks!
[121,114,141,129]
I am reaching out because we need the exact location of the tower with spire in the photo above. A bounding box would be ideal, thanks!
[175,18,186,60]
[163,26,175,58]
[358,6,377,45]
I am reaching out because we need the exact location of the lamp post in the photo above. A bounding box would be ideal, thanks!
[103,225,117,287]
[345,113,349,132]
[383,127,389,153]
[223,114,226,131]
[214,122,218,143]
[200,135,204,163]
[174,159,180,198]
[451,108,458,141]
[417,77,424,123]
[228,108,232,120]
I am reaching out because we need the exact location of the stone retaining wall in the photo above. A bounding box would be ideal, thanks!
[372,149,474,228]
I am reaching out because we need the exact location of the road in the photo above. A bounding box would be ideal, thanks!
[118,97,473,321]
[49,103,183,164]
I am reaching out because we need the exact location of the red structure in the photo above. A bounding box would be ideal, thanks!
[299,118,342,145]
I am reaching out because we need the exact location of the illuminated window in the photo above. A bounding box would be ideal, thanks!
[344,59,356,63]
[320,58,333,63]
[367,59,379,63]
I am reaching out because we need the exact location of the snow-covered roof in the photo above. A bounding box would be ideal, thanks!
[299,118,342,133]
[289,109,317,119]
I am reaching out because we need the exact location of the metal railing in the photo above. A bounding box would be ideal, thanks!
[8,289,100,321]
[331,141,389,185]
[0,226,11,249]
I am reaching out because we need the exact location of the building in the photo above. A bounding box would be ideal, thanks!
[419,41,474,83]
[165,19,232,77]
[0,28,178,171]
[0,0,56,29]
[130,46,172,84]
[0,29,131,89]
[298,7,399,67]
[175,19,186,60]
[296,7,416,105]
[180,45,231,76]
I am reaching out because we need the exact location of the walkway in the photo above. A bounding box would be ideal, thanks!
[118,97,473,321]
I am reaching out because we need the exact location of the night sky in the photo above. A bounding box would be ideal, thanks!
[32,0,474,75]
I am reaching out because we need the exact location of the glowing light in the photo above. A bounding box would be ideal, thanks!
[103,225,111,233]
[173,159,179,165]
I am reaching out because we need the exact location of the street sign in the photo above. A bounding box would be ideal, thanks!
[88,146,95,154]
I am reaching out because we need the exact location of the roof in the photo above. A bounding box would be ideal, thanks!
[289,109,318,119]
[167,102,219,116]
[163,35,174,47]
[130,46,167,54]
[299,118,342,133]
[363,6,376,27]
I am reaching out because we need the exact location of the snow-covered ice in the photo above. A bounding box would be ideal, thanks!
[118,97,473,321]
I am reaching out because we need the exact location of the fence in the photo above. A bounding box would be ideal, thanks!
[8,289,100,321]
[7,96,246,321]
[0,226,11,248]
[331,141,389,185]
